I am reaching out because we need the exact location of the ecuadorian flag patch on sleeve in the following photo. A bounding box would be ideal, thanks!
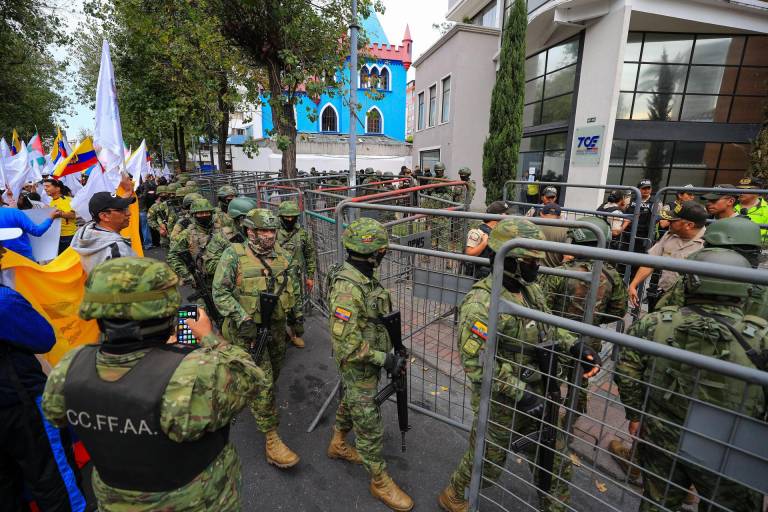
[471,321,488,340]
[334,307,352,322]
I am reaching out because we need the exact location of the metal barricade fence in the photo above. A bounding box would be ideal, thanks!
[468,239,768,512]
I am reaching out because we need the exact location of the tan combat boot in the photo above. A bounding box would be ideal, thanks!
[265,429,300,468]
[370,471,414,511]
[327,427,362,464]
[291,336,305,348]
[608,439,641,481]
[438,485,468,512]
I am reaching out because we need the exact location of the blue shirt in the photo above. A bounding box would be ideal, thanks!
[0,207,53,260]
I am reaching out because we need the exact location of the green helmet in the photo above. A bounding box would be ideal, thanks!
[487,218,546,259]
[703,216,761,249]
[242,208,279,230]
[278,200,300,217]
[80,257,180,321]
[365,167,374,175]
[458,167,471,177]
[684,248,751,299]
[383,171,394,179]
[227,196,258,219]
[189,198,214,214]
[342,217,388,254]
[185,180,197,187]
[182,192,203,209]
[217,185,237,198]
[174,186,189,198]
[156,185,168,194]
[568,217,610,245]
[166,182,180,193]
[433,162,446,177]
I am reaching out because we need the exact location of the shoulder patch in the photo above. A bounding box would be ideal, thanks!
[471,320,488,340]
[462,338,482,356]
[334,306,352,322]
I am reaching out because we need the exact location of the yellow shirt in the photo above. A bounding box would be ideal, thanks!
[49,196,77,236]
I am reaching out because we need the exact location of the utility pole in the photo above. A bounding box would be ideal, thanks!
[348,0,358,191]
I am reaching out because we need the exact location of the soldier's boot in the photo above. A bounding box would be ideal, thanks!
[437,485,468,512]
[327,427,362,464]
[265,429,300,468]
[370,471,414,511]
[291,336,305,348]
[608,439,641,481]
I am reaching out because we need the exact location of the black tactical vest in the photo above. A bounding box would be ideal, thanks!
[62,344,229,492]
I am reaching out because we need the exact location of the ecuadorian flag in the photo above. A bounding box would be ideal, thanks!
[50,127,68,164]
[52,137,98,178]
[10,129,21,156]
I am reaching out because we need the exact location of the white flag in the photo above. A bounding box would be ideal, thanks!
[125,140,147,191]
[0,138,9,160]
[71,166,113,222]
[94,39,126,174]
[5,142,30,201]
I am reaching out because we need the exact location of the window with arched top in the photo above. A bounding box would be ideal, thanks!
[379,68,390,90]
[370,68,380,89]
[321,105,338,132]
[366,108,382,134]
[360,66,370,88]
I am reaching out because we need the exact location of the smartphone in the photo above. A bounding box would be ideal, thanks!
[176,305,199,345]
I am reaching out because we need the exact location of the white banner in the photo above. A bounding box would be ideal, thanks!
[22,208,62,263]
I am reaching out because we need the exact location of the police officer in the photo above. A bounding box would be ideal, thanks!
[41,257,266,511]
[620,179,656,267]
[735,176,768,243]
[212,209,299,469]
[615,248,765,512]
[277,201,317,348]
[327,218,414,511]
[439,218,600,512]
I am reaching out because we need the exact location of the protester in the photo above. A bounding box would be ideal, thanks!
[17,191,45,210]
[525,186,558,217]
[0,227,87,511]
[0,200,60,260]
[701,184,738,220]
[43,179,77,254]
[537,202,568,268]
[70,192,137,274]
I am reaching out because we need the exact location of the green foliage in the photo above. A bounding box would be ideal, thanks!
[749,105,768,183]
[482,0,526,204]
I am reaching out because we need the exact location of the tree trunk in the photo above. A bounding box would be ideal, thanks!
[217,73,230,172]
[268,71,297,179]
[178,122,187,172]
[172,122,180,171]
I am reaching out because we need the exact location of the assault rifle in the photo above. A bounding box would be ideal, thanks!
[373,311,410,452]
[247,292,279,364]
[178,251,223,327]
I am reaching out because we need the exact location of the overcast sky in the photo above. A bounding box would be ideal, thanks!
[60,0,449,135]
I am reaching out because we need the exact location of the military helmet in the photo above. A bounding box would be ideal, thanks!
[190,198,214,214]
[156,185,168,194]
[342,217,388,254]
[242,208,279,230]
[383,171,394,179]
[182,192,203,209]
[167,182,180,192]
[487,218,546,259]
[217,184,237,198]
[458,167,471,177]
[80,257,180,321]
[185,180,197,187]
[174,186,189,198]
[278,200,300,217]
[433,162,446,176]
[227,196,258,219]
[703,216,761,249]
[568,216,610,245]
[365,167,374,175]
[684,248,752,299]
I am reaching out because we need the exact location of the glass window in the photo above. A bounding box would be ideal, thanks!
[680,95,730,123]
[420,149,440,172]
[321,106,337,132]
[625,32,643,62]
[379,68,390,90]
[366,108,382,133]
[743,36,768,66]
[631,93,682,121]
[541,94,572,124]
[642,33,693,63]
[625,140,673,169]
[428,84,437,127]
[545,132,567,150]
[525,77,543,103]
[617,93,633,120]
[525,52,546,79]
[607,166,623,185]
[719,143,750,170]
[636,64,686,93]
[516,132,568,182]
[520,135,545,152]
[360,66,370,88]
[736,67,768,96]
[621,63,639,91]
[544,65,576,98]
[610,140,627,165]
[692,36,744,66]
[440,77,451,123]
[523,37,580,130]
[672,142,721,169]
[685,66,737,95]
[523,103,541,127]
[417,92,424,130]
[547,39,579,71]
[730,97,766,123]
[666,168,709,188]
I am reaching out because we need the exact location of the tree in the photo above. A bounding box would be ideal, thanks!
[481,0,526,204]
[749,104,768,183]
[644,51,678,188]
[209,0,383,178]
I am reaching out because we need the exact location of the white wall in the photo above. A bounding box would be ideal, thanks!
[230,145,410,173]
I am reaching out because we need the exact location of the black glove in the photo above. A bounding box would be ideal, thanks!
[238,319,259,338]
[383,353,407,376]
[569,341,602,376]
[516,389,545,419]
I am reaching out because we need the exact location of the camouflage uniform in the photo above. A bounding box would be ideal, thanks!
[425,162,455,251]
[203,197,256,276]
[615,249,765,512]
[147,186,172,248]
[41,258,265,512]
[277,201,317,341]
[214,185,237,236]
[167,198,217,286]
[455,167,476,206]
[169,191,202,243]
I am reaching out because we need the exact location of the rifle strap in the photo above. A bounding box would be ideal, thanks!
[686,305,767,371]
[246,246,289,297]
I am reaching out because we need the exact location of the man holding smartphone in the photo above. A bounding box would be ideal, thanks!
[41,257,266,511]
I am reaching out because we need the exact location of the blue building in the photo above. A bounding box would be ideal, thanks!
[261,15,412,142]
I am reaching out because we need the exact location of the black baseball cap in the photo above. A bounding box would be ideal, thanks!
[701,184,737,201]
[736,177,761,189]
[637,179,652,189]
[89,192,136,218]
[542,186,558,197]
[660,200,708,223]
[540,203,562,216]
[486,201,510,214]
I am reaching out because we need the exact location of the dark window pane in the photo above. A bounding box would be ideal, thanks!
[743,36,768,66]
[625,140,673,169]
[518,152,543,180]
[545,132,567,150]
[541,94,572,124]
[607,166,623,185]
[625,32,642,62]
[680,95,730,122]
[542,151,566,181]
[736,67,768,96]
[632,93,682,121]
[637,64,686,93]
[520,135,545,152]
[610,140,627,165]
[621,63,639,91]
[523,103,541,127]
[642,33,693,63]
[686,66,737,95]
[667,168,711,188]
[714,169,746,185]
[672,142,721,170]
[525,77,543,103]
[623,166,669,189]
[692,36,744,65]
[544,65,576,98]
[617,93,633,119]
[719,143,750,170]
[526,52,546,79]
[730,96,767,123]
[547,39,579,71]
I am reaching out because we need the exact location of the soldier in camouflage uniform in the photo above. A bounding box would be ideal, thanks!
[327,217,414,511]
[655,216,768,318]
[614,248,766,512]
[214,185,237,233]
[426,162,454,251]
[456,167,476,205]
[169,191,202,242]
[276,200,317,348]
[438,218,601,512]
[147,185,172,248]
[41,257,266,512]
[204,196,257,276]
[164,183,182,234]
[212,209,300,469]
[167,198,217,289]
